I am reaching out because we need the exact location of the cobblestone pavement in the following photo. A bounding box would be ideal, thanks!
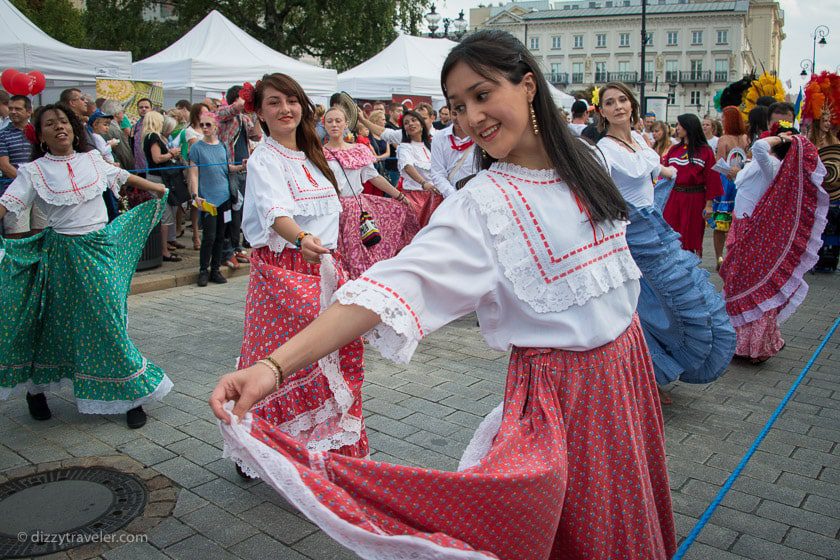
[0,246,837,560]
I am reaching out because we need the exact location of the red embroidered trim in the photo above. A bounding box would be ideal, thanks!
[449,135,474,152]
[34,153,103,196]
[488,169,562,186]
[358,276,425,337]
[488,174,626,284]
[1,192,25,206]
[265,141,307,161]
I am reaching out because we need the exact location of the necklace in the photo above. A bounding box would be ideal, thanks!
[605,134,641,153]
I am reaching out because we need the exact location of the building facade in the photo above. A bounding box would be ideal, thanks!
[472,0,784,120]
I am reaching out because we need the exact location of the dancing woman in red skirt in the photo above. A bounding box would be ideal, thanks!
[236,74,369,467]
[212,31,676,560]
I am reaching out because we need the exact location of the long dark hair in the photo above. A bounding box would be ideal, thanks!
[254,73,337,190]
[597,81,640,133]
[676,113,708,162]
[400,110,431,148]
[747,106,769,145]
[440,30,626,223]
[31,104,92,160]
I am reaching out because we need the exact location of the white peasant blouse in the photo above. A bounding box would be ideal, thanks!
[333,162,642,363]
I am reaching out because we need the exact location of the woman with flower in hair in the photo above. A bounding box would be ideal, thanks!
[213,30,675,560]
[232,75,369,478]
[322,106,419,279]
[721,121,828,363]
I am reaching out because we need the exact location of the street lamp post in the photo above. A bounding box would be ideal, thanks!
[810,25,830,76]
[800,59,812,78]
[424,5,468,41]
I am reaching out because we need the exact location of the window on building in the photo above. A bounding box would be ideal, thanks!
[644,59,654,82]
[619,32,630,47]
[716,29,729,44]
[572,62,584,83]
[574,35,584,49]
[595,62,607,82]
[691,30,703,45]
[667,31,678,46]
[715,59,728,82]
[690,91,701,106]
[530,36,540,50]
[552,36,562,50]
[596,33,607,48]
[668,91,676,105]
[551,63,563,80]
[645,32,653,46]
[618,61,630,72]
[690,59,703,75]
[665,60,678,83]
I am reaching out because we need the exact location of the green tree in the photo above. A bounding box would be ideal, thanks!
[83,0,184,61]
[11,0,86,46]
[168,0,432,71]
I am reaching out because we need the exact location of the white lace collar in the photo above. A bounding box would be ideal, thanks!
[465,169,641,314]
[264,136,307,161]
[23,151,111,206]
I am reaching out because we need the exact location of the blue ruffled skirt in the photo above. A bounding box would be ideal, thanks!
[627,180,736,385]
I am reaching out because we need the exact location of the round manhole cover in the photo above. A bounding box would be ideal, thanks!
[0,467,147,558]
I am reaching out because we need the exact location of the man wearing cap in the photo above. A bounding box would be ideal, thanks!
[568,99,590,137]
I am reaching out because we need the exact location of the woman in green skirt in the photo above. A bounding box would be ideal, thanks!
[0,103,170,429]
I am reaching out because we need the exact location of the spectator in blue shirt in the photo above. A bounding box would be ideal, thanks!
[0,94,37,237]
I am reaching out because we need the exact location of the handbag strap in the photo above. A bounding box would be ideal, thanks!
[324,147,369,213]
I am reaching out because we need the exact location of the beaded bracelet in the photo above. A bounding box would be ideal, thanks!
[256,357,284,392]
[295,231,312,249]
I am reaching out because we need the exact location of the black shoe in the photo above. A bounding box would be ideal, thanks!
[126,406,147,429]
[209,270,228,284]
[197,270,209,287]
[26,392,52,421]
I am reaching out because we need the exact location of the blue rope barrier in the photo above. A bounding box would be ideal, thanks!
[673,315,840,559]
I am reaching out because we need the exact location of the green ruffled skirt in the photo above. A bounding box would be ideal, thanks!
[0,197,172,414]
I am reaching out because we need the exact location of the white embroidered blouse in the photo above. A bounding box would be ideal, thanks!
[396,142,433,191]
[242,137,342,253]
[0,151,129,235]
[334,162,642,363]
[597,131,662,208]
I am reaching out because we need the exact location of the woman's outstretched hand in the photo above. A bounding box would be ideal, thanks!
[209,364,277,423]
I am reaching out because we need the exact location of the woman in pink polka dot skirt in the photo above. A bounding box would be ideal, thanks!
[236,73,369,469]
[212,31,676,560]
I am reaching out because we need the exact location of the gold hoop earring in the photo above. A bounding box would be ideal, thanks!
[530,103,539,135]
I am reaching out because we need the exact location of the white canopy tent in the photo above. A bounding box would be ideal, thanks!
[338,35,458,103]
[132,10,337,106]
[548,85,576,112]
[0,0,131,101]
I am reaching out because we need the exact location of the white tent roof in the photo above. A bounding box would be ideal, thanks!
[0,0,131,81]
[132,10,336,96]
[338,35,458,100]
[548,85,575,112]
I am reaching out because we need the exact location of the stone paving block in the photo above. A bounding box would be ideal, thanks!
[673,512,739,551]
[777,471,838,500]
[192,477,264,514]
[165,534,238,560]
[399,396,457,419]
[172,489,210,517]
[154,457,216,489]
[177,419,224,446]
[400,412,465,437]
[801,493,840,519]
[228,534,309,560]
[784,527,840,559]
[818,466,840,484]
[707,505,790,543]
[729,475,806,507]
[238,502,318,545]
[680,479,760,514]
[756,499,840,537]
[668,456,731,486]
[116,439,177,467]
[103,542,172,560]
[439,394,499,417]
[0,445,28,472]
[443,409,486,430]
[730,534,823,560]
[291,531,362,559]
[705,453,782,483]
[362,398,414,420]
[363,414,421,439]
[165,438,224,466]
[405,429,468,460]
[681,542,749,560]
[181,504,259,547]
[147,517,196,549]
[791,447,840,470]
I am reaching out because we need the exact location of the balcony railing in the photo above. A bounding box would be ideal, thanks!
[607,71,639,83]
[679,71,712,84]
[571,73,584,84]
[714,71,729,82]
[548,72,569,86]
[643,71,654,83]
[594,71,608,83]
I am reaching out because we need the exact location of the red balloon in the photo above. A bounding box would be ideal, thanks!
[1,68,20,92]
[28,71,46,95]
[9,72,31,96]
